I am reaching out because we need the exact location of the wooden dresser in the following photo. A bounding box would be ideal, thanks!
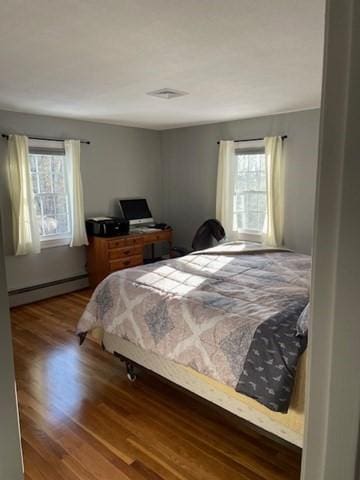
[86,229,172,287]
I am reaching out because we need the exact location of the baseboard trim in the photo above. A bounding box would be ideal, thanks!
[9,274,89,307]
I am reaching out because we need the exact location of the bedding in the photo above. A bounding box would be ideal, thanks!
[77,242,311,412]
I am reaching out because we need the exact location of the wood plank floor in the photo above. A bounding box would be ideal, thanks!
[11,289,302,480]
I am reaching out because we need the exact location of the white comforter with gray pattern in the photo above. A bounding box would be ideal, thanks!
[77,242,311,412]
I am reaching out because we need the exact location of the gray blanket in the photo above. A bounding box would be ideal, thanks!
[77,242,311,412]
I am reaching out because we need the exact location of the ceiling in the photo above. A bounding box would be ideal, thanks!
[0,0,325,130]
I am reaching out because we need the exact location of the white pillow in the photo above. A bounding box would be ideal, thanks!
[296,303,310,336]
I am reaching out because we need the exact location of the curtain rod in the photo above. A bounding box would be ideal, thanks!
[1,134,90,145]
[216,135,287,145]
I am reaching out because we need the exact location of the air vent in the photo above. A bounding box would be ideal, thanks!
[147,88,189,100]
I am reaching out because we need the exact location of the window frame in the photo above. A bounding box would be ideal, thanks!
[28,140,72,249]
[233,140,267,243]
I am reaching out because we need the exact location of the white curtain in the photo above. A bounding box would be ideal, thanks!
[65,140,88,247]
[263,136,285,247]
[216,140,235,239]
[7,134,40,255]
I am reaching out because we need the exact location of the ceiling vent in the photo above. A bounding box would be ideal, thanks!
[147,88,188,100]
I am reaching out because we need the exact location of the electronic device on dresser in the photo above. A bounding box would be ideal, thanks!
[119,198,154,226]
[86,200,173,287]
[86,217,129,237]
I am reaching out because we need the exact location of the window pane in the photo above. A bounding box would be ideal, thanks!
[37,155,52,174]
[29,155,37,173]
[53,174,65,193]
[247,173,256,190]
[248,192,258,210]
[31,174,39,194]
[239,156,248,172]
[233,152,267,233]
[36,215,44,236]
[260,173,266,190]
[43,216,58,235]
[249,157,259,171]
[55,195,67,214]
[247,212,259,230]
[29,153,71,239]
[39,174,53,193]
[43,195,55,215]
[258,193,266,211]
[55,215,70,234]
[52,156,64,173]
[34,196,41,216]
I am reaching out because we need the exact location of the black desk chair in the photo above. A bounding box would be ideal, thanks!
[171,219,225,257]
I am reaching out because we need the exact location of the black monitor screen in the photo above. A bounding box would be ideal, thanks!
[119,198,153,222]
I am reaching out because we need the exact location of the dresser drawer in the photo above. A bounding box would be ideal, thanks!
[108,245,143,260]
[107,238,126,249]
[109,255,143,272]
[125,236,144,247]
[143,230,172,244]
[108,236,144,249]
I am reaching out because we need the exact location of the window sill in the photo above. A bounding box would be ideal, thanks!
[235,230,264,243]
[40,237,71,249]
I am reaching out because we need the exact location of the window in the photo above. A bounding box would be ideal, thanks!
[233,146,267,239]
[29,150,71,246]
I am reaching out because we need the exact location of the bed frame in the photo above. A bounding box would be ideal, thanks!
[101,331,305,448]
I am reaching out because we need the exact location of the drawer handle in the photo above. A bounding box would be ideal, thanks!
[124,260,131,266]
[124,250,131,255]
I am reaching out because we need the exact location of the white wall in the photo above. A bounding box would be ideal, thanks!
[161,109,320,254]
[0,107,320,297]
[0,213,23,480]
[0,110,162,292]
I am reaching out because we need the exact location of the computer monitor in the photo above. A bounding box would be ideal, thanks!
[119,198,154,226]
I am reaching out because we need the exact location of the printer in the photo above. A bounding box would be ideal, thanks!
[86,217,129,237]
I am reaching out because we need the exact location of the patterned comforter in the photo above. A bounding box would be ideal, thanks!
[77,243,311,412]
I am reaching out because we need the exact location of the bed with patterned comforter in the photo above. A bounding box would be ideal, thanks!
[77,242,311,413]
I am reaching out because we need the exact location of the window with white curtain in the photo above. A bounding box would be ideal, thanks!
[234,149,266,232]
[233,143,267,240]
[28,140,72,247]
[217,137,284,246]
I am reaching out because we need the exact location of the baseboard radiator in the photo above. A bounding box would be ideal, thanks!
[8,274,89,307]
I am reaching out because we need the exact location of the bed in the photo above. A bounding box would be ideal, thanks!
[77,242,310,447]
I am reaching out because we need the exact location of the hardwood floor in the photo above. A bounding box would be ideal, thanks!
[11,289,302,480]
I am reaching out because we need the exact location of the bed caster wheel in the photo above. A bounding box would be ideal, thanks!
[125,361,136,382]
[127,372,137,382]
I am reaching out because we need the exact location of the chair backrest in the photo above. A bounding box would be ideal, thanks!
[191,219,226,251]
